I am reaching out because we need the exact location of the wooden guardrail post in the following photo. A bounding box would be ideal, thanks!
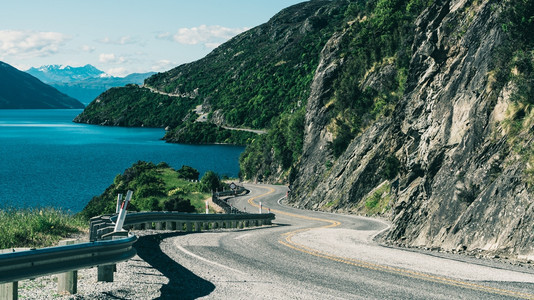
[97,264,114,282]
[166,221,174,230]
[57,239,78,295]
[0,281,17,300]
[186,222,193,232]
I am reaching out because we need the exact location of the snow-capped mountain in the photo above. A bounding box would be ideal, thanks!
[26,64,106,83]
[25,65,155,105]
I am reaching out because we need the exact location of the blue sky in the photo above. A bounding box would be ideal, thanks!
[0,0,305,76]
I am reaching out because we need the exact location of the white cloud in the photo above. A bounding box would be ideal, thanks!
[172,25,248,47]
[81,45,95,52]
[98,35,135,45]
[156,32,171,40]
[106,67,128,77]
[99,53,126,64]
[151,59,175,72]
[0,30,69,59]
[99,53,116,63]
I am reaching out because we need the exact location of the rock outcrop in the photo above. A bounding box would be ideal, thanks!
[290,0,534,260]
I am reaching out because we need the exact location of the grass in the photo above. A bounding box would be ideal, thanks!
[0,208,87,249]
[362,182,392,215]
[154,168,212,213]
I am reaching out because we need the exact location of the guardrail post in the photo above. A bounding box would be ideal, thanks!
[97,264,114,282]
[145,222,152,230]
[0,282,17,300]
[195,222,202,232]
[155,222,163,230]
[166,221,174,230]
[186,222,193,232]
[57,239,78,295]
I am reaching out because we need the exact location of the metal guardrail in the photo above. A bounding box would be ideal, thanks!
[116,211,274,224]
[89,211,275,241]
[0,234,137,285]
[213,185,249,213]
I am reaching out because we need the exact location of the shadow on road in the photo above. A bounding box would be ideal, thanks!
[135,232,215,299]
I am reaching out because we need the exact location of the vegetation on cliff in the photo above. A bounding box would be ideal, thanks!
[164,122,258,145]
[494,0,534,187]
[74,85,195,127]
[79,161,228,220]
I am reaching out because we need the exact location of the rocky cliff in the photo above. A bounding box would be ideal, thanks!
[290,0,534,261]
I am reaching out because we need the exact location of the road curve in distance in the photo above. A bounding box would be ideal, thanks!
[159,183,534,299]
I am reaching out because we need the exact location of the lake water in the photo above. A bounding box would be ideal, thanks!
[0,109,244,212]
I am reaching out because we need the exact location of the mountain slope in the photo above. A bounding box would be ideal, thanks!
[0,62,84,109]
[74,1,348,129]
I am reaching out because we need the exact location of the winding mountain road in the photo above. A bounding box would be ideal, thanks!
[157,184,534,299]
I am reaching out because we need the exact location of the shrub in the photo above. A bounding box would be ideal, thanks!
[163,197,196,212]
[177,165,200,181]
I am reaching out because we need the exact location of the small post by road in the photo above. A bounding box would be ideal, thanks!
[57,239,78,295]
[205,200,209,214]
[114,190,132,232]
[0,281,17,300]
[116,194,123,214]
[259,202,262,214]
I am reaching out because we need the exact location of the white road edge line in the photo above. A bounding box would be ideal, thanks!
[277,196,286,206]
[175,244,246,275]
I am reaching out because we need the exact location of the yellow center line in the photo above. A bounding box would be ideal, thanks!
[247,186,534,299]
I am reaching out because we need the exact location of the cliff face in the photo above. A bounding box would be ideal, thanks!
[291,0,534,260]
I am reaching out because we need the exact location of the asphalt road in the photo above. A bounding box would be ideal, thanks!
[156,184,534,299]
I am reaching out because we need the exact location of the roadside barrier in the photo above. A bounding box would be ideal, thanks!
[0,186,275,298]
[90,211,276,241]
[0,232,136,299]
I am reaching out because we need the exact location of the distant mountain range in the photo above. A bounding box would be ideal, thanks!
[26,65,155,105]
[0,61,84,109]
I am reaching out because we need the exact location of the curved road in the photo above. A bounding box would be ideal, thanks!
[156,184,534,299]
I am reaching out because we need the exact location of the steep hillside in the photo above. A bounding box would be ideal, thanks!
[74,0,349,152]
[0,61,84,109]
[288,0,534,261]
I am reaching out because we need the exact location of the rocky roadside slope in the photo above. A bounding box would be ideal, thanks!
[289,0,534,261]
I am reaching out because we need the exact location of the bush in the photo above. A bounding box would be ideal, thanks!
[177,165,200,181]
[201,171,222,192]
[163,197,196,212]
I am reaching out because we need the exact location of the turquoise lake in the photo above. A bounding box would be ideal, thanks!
[0,109,244,212]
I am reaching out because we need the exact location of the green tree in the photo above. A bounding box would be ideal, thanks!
[201,171,222,192]
[177,165,200,181]
[163,196,196,212]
